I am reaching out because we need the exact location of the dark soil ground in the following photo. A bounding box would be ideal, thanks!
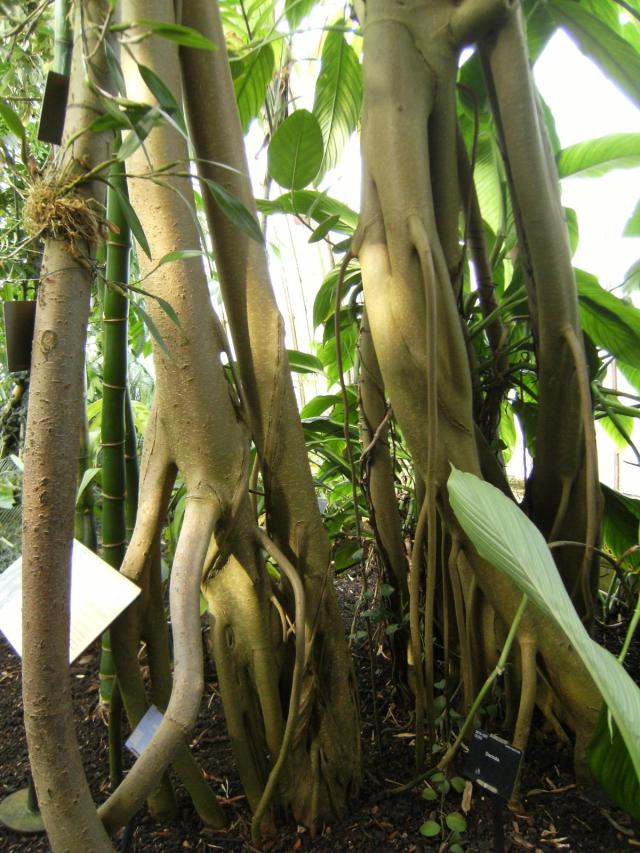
[0,572,638,852]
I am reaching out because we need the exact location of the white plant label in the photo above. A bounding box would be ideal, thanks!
[0,539,140,662]
[125,705,164,757]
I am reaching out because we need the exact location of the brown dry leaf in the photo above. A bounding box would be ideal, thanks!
[462,779,473,813]
[512,834,536,850]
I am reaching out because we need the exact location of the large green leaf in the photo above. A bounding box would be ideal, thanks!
[203,178,264,243]
[473,132,504,235]
[287,348,323,373]
[557,134,640,178]
[285,0,317,30]
[267,109,323,189]
[586,706,640,823]
[447,467,640,820]
[234,43,275,133]
[0,98,25,141]
[312,263,361,328]
[619,360,640,394]
[132,19,218,51]
[257,190,357,233]
[576,269,640,364]
[601,484,640,571]
[624,200,640,237]
[312,30,362,181]
[621,258,640,297]
[136,64,187,138]
[300,393,340,418]
[547,1,640,109]
[106,179,151,259]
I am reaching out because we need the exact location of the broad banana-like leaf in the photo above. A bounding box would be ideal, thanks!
[547,0,640,109]
[557,133,640,178]
[234,43,275,133]
[285,0,317,31]
[312,30,362,181]
[577,270,640,365]
[447,467,640,819]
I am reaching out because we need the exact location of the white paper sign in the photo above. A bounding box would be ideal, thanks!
[125,705,164,757]
[0,539,141,663]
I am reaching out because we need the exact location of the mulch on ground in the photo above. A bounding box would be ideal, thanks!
[0,573,637,852]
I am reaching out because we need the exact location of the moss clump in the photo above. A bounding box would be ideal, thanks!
[23,170,104,246]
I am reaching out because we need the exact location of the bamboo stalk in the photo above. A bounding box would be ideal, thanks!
[99,154,130,707]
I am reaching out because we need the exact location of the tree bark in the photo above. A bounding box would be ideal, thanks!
[21,2,115,849]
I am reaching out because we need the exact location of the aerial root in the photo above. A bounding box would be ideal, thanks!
[408,213,440,756]
[100,498,221,834]
[563,326,599,618]
[510,635,538,806]
[251,528,306,843]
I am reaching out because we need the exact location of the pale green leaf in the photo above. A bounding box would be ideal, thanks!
[234,43,275,133]
[157,250,204,266]
[106,180,151,259]
[312,30,362,180]
[285,0,317,30]
[257,190,357,233]
[203,179,263,243]
[451,776,466,793]
[587,706,640,821]
[300,394,339,418]
[557,134,640,178]
[445,812,467,833]
[419,820,441,838]
[0,98,26,140]
[447,467,640,818]
[134,303,170,356]
[564,207,579,255]
[267,110,323,190]
[421,786,438,801]
[137,63,186,133]
[474,132,504,235]
[136,19,218,51]
[547,1,640,109]
[577,269,640,363]
[308,214,342,243]
[287,349,323,374]
[76,468,100,506]
[624,200,640,237]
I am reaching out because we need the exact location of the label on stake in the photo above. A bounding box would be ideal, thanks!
[37,71,70,145]
[125,705,164,757]
[462,730,523,800]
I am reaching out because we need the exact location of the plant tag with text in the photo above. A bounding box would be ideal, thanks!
[462,730,522,800]
[125,705,164,758]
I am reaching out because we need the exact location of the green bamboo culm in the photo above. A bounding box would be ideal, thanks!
[124,388,139,540]
[74,386,98,551]
[53,0,72,76]
[99,153,131,709]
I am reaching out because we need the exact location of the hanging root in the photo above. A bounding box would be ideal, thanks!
[409,495,429,767]
[408,214,440,750]
[510,634,538,806]
[251,529,306,843]
[99,498,220,834]
[563,326,599,617]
